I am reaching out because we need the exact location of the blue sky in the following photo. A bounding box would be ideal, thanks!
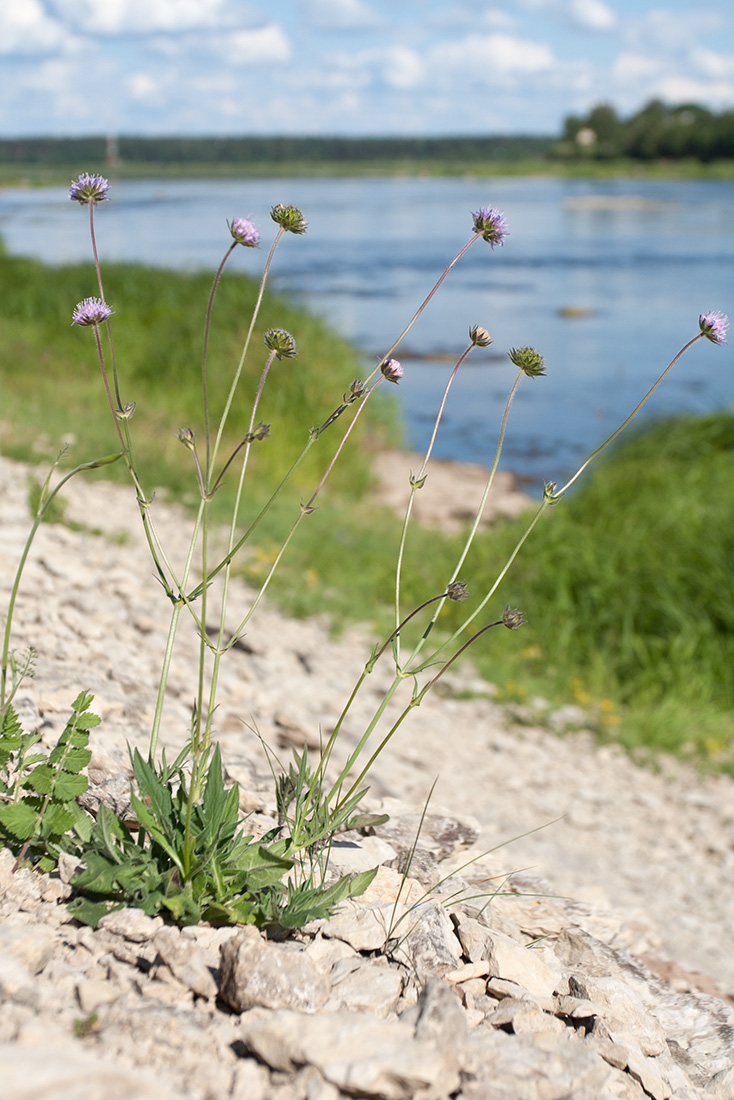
[1,0,732,137]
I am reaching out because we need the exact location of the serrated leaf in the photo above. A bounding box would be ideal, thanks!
[73,714,101,730]
[53,771,87,801]
[21,752,47,768]
[41,802,76,836]
[70,691,95,713]
[48,744,91,770]
[21,763,54,794]
[0,800,39,840]
[0,705,23,764]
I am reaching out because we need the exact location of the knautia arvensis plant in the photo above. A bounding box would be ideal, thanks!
[0,175,728,928]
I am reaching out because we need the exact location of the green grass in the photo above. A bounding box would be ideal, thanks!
[458,414,734,767]
[0,248,397,509]
[0,158,732,188]
[235,410,734,772]
[1,248,732,771]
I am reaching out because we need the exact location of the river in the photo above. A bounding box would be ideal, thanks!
[1,175,732,484]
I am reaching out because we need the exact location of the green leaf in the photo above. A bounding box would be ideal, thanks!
[53,771,87,801]
[343,813,390,832]
[22,763,54,794]
[159,892,202,925]
[48,746,92,771]
[131,751,175,833]
[41,802,77,837]
[202,744,226,820]
[0,705,23,766]
[129,794,184,873]
[234,842,293,891]
[68,801,94,844]
[0,800,40,840]
[201,898,258,925]
[72,851,127,895]
[275,868,378,928]
[66,896,122,928]
[73,714,101,731]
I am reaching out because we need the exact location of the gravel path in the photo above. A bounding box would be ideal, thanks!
[2,453,733,996]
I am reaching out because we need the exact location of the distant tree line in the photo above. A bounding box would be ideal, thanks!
[0,134,553,167]
[1,105,732,168]
[557,99,734,161]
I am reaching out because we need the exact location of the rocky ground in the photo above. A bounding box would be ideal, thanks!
[1,452,734,1100]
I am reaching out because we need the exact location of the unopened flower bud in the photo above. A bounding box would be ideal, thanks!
[508,346,546,378]
[469,325,492,347]
[447,580,470,601]
[177,427,196,450]
[347,379,366,402]
[69,173,110,205]
[543,481,558,503]
[264,329,298,360]
[270,203,308,235]
[228,217,260,247]
[501,605,526,630]
[116,402,136,421]
[245,421,271,442]
[380,357,403,384]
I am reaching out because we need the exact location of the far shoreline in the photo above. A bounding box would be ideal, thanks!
[2,157,733,188]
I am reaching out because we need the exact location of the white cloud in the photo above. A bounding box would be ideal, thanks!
[380,46,425,89]
[654,75,734,105]
[435,33,555,77]
[625,9,723,53]
[691,47,734,81]
[425,3,517,33]
[46,0,234,35]
[0,0,75,55]
[567,0,616,32]
[612,52,662,83]
[325,44,424,91]
[227,25,292,63]
[301,0,383,30]
[518,0,616,32]
[126,72,161,101]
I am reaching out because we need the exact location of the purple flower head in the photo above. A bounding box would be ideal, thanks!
[380,357,403,384]
[71,297,113,327]
[471,207,508,248]
[69,173,110,205]
[228,217,260,247]
[699,311,729,345]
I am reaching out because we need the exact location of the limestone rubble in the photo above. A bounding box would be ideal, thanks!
[1,454,733,1100]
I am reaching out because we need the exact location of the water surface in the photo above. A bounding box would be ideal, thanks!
[1,175,731,485]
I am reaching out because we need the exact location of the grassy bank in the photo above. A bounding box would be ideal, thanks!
[1,157,733,188]
[1,251,731,771]
[0,248,397,505]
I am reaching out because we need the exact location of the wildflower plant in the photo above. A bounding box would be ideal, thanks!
[0,173,728,929]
